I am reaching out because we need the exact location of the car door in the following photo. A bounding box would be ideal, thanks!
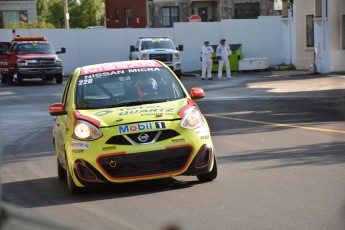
[0,42,11,75]
[54,76,74,165]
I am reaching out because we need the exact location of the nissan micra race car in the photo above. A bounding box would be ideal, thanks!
[49,60,217,193]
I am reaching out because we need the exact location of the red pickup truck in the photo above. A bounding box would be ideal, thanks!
[0,36,66,85]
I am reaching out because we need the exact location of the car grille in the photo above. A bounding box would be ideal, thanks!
[105,130,180,145]
[28,58,56,66]
[97,146,192,178]
[149,53,172,62]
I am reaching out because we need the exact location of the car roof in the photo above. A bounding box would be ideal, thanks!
[139,37,171,41]
[80,60,164,75]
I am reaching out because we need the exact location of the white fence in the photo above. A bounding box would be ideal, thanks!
[0,16,283,75]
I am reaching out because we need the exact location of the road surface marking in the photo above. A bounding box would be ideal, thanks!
[205,114,345,134]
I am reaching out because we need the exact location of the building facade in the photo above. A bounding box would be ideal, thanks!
[282,0,345,73]
[105,0,148,28]
[0,0,38,28]
[105,0,276,28]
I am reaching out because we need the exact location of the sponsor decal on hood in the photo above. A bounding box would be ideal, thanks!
[77,99,189,127]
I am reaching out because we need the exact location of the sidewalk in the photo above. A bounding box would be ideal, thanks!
[182,70,345,98]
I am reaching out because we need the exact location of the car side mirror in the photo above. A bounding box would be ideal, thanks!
[190,87,205,100]
[49,103,67,116]
[177,45,183,51]
[56,47,66,54]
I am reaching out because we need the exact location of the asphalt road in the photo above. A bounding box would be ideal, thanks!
[1,72,345,230]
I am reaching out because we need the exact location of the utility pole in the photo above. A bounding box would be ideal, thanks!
[63,0,70,29]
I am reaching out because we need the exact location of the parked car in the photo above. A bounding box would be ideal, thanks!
[0,35,66,85]
[129,37,183,78]
[49,60,217,193]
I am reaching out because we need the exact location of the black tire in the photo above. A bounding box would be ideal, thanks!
[7,74,13,84]
[197,156,218,182]
[57,158,66,179]
[55,74,63,84]
[1,73,7,83]
[14,69,23,86]
[66,159,82,194]
[174,71,182,79]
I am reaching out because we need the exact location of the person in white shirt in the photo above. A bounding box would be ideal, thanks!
[216,38,232,79]
[201,40,214,80]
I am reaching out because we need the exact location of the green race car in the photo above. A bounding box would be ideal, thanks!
[49,60,217,193]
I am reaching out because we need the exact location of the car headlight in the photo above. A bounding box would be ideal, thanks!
[180,106,204,129]
[17,60,27,66]
[141,54,149,60]
[55,59,62,66]
[73,120,102,141]
[173,53,180,59]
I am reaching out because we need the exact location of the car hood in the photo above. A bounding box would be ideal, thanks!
[142,49,177,52]
[16,54,58,59]
[77,99,193,128]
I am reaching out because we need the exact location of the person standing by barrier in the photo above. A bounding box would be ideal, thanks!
[216,38,232,80]
[201,40,214,80]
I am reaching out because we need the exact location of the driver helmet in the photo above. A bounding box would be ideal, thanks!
[137,78,158,95]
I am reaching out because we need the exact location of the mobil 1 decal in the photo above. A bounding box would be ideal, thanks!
[118,121,166,134]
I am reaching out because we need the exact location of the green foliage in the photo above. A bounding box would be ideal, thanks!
[35,0,105,29]
[37,0,50,23]
[6,21,55,29]
[78,0,105,28]
[47,0,65,28]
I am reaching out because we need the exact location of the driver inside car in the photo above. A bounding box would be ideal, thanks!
[136,78,158,100]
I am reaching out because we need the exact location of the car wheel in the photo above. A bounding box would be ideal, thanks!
[55,74,63,84]
[1,73,7,83]
[197,156,218,182]
[66,159,82,194]
[14,69,23,86]
[57,158,66,179]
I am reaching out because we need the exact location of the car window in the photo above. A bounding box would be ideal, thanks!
[62,75,73,110]
[0,43,9,55]
[140,40,175,50]
[75,67,185,109]
[14,43,55,54]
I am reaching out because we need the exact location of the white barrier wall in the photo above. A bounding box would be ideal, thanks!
[0,16,283,75]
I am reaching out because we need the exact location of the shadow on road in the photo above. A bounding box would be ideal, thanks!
[1,176,200,208]
[217,141,345,168]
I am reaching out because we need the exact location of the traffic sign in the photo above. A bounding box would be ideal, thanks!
[189,15,201,22]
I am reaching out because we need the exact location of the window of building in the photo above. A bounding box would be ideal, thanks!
[306,15,314,47]
[342,15,345,49]
[315,0,328,18]
[162,7,179,27]
[125,8,131,27]
[282,1,288,17]
[114,8,119,21]
[234,3,260,19]
[315,0,322,17]
[0,10,28,28]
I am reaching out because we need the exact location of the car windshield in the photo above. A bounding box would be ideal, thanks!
[14,43,55,54]
[75,67,186,109]
[140,40,175,50]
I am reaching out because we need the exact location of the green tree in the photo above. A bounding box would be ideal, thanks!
[47,0,65,28]
[78,0,105,28]
[37,0,50,23]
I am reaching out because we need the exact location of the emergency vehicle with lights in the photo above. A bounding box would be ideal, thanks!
[0,36,66,85]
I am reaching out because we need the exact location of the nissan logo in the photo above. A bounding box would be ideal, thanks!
[138,133,149,142]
